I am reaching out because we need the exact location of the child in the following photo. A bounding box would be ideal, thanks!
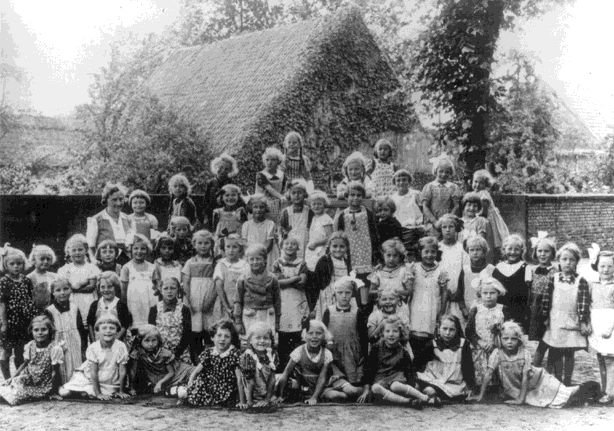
[213,234,249,320]
[182,230,217,361]
[256,146,287,225]
[492,234,531,332]
[367,138,397,197]
[120,234,156,327]
[438,214,469,323]
[416,314,476,403]
[58,234,100,328]
[465,277,509,386]
[589,251,614,404]
[473,321,591,408]
[279,179,313,260]
[0,247,38,379]
[336,151,374,199]
[334,181,380,289]
[129,324,194,395]
[363,316,429,408]
[457,236,495,316]
[369,239,412,300]
[237,322,278,409]
[234,244,281,336]
[390,169,424,261]
[281,131,313,190]
[60,315,130,400]
[152,234,182,297]
[27,244,58,310]
[272,236,309,369]
[45,278,87,383]
[421,155,461,234]
[408,237,449,354]
[472,169,509,259]
[374,197,403,247]
[128,189,159,243]
[313,232,352,319]
[168,173,197,227]
[0,316,63,405]
[241,193,277,270]
[460,192,493,260]
[527,234,557,367]
[304,190,333,273]
[183,319,242,407]
[367,288,410,343]
[169,216,194,266]
[203,152,240,230]
[212,184,248,253]
[542,242,590,386]
[87,272,132,342]
[277,320,347,404]
[95,240,122,278]
[148,277,191,363]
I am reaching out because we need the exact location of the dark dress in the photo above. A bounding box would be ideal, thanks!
[0,275,36,350]
[364,339,415,389]
[377,217,403,247]
[493,262,529,332]
[528,265,555,341]
[187,346,240,406]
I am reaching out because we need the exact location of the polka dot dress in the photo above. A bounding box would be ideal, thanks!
[0,275,36,350]
[187,347,239,406]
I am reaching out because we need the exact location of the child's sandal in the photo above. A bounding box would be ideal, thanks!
[598,394,613,405]
[427,395,442,408]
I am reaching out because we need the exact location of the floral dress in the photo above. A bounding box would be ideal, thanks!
[154,302,191,363]
[339,208,373,275]
[187,346,240,406]
[369,159,396,197]
[0,274,37,351]
[466,303,506,386]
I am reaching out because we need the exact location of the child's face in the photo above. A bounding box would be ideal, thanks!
[384,250,401,268]
[379,292,398,313]
[439,319,457,343]
[500,329,520,353]
[376,204,393,221]
[286,136,301,155]
[467,245,486,265]
[463,202,480,219]
[248,254,266,273]
[161,279,179,302]
[217,161,232,179]
[172,183,187,198]
[335,285,353,308]
[436,166,452,183]
[305,325,325,349]
[99,246,116,264]
[131,197,147,215]
[250,329,271,353]
[224,242,241,261]
[132,243,148,262]
[395,175,410,193]
[440,221,457,242]
[159,243,175,261]
[213,327,233,352]
[31,322,50,345]
[99,279,116,301]
[480,286,499,308]
[141,333,159,352]
[34,253,53,272]
[223,190,239,207]
[559,250,577,274]
[598,256,614,280]
[505,243,523,264]
[536,245,553,266]
[282,240,299,258]
[97,322,119,344]
[52,282,72,303]
[194,238,212,256]
[472,178,486,192]
[251,201,267,220]
[263,155,279,171]
[377,145,391,161]
[329,239,347,259]
[69,245,87,264]
[5,257,24,276]
[310,199,325,215]
[347,190,363,209]
[382,324,401,346]
[421,244,438,266]
[290,188,305,205]
[347,162,363,181]
[175,225,189,239]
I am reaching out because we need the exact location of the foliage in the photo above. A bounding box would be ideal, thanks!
[599,135,614,189]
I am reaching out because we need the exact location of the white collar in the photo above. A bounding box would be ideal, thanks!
[212,345,235,358]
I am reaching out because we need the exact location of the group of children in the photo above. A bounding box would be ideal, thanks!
[0,133,610,412]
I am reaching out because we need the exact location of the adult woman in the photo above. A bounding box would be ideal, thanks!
[86,183,132,265]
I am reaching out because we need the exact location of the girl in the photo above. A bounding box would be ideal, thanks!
[390,169,424,262]
[234,244,281,336]
[212,183,248,253]
[45,278,87,383]
[120,234,156,328]
[86,272,132,342]
[128,189,159,243]
[473,321,591,408]
[148,277,191,364]
[304,190,333,273]
[465,277,509,386]
[527,234,557,367]
[0,316,63,405]
[313,232,352,319]
[167,173,197,227]
[460,193,493,261]
[363,316,429,408]
[457,236,495,317]
[438,214,469,323]
[95,240,122,278]
[60,315,130,400]
[334,181,380,289]
[129,324,193,395]
[589,251,614,404]
[255,146,287,225]
[277,320,347,404]
[408,237,449,354]
[279,179,313,260]
[336,151,374,200]
[152,235,182,297]
[367,138,397,197]
[203,152,240,230]
[182,230,217,361]
[374,197,403,247]
[281,131,313,190]
[542,242,591,386]
[492,234,531,332]
[272,236,309,369]
[169,216,193,266]
[472,169,509,259]
[0,247,37,379]
[183,319,242,407]
[369,239,412,300]
[58,234,100,328]
[27,244,58,310]
[241,193,277,270]
[237,322,278,409]
[213,234,249,320]
[416,314,476,403]
[421,155,461,233]
[367,288,410,343]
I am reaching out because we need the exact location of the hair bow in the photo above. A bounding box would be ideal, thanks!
[529,231,549,249]
[587,243,601,264]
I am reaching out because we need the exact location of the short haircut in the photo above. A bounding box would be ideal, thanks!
[473,169,494,188]
[29,315,55,340]
[209,318,240,348]
[128,189,151,206]
[501,234,526,260]
[97,271,121,295]
[474,276,506,297]
[64,234,89,259]
[436,214,464,233]
[131,233,153,253]
[168,173,192,195]
[374,196,396,214]
[94,314,122,332]
[246,193,269,213]
[245,243,268,260]
[417,236,442,262]
[211,152,239,177]
[101,183,127,206]
[381,238,406,260]
[28,244,57,266]
[464,235,490,254]
[301,320,333,346]
[392,169,412,185]
[246,321,276,348]
[261,146,285,165]
[308,190,329,205]
[95,239,119,262]
[346,180,366,197]
[461,192,483,212]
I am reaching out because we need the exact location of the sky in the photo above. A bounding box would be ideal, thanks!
[2,0,613,138]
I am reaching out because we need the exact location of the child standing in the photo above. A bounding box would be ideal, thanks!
[241,194,277,270]
[203,152,240,230]
[542,242,591,386]
[374,197,403,247]
[304,190,333,274]
[367,288,410,343]
[120,234,156,328]
[472,169,509,259]
[336,152,374,199]
[460,193,493,261]
[367,138,397,197]
[213,184,248,254]
[256,147,287,225]
[0,247,38,379]
[279,179,313,260]
[0,316,63,405]
[213,234,249,320]
[27,244,58,311]
[128,189,159,243]
[272,236,309,369]
[87,272,132,342]
[421,155,461,235]
[390,169,424,261]
[169,216,193,266]
[95,240,122,278]
[369,239,413,300]
[457,236,495,320]
[281,131,313,190]
[152,235,182,297]
[438,214,469,323]
[168,173,197,227]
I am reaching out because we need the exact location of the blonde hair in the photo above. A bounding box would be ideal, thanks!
[431,156,455,176]
[210,152,239,177]
[378,315,409,343]
[342,152,367,179]
[497,321,525,348]
[97,271,121,295]
[169,216,191,230]
[168,173,192,195]
[261,147,285,165]
[245,243,267,260]
[501,234,526,260]
[50,277,72,293]
[374,138,393,156]
[64,234,89,260]
[246,321,276,347]
[131,233,153,254]
[94,314,122,332]
[381,238,406,259]
[191,230,215,249]
[474,276,506,297]
[29,244,57,266]
[301,320,333,345]
[556,242,582,263]
[464,235,489,254]
[246,193,269,213]
[531,237,556,262]
[374,196,396,213]
[135,324,163,347]
[473,169,494,188]
[308,190,329,205]
[283,131,304,149]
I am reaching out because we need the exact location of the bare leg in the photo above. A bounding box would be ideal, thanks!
[605,357,614,397]
[372,383,411,405]
[390,381,429,402]
[563,349,575,386]
[321,390,348,402]
[341,383,364,397]
[423,386,437,397]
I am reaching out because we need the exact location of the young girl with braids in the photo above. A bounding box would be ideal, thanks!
[281,131,313,192]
